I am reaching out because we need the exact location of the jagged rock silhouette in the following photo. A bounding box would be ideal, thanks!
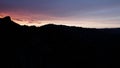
[0,16,120,68]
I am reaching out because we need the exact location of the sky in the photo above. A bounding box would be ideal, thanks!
[0,0,120,28]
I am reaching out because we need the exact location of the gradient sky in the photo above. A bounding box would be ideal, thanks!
[0,0,120,28]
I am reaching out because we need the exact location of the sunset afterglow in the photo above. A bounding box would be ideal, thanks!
[0,0,120,28]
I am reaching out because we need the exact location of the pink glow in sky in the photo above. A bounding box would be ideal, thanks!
[0,0,120,28]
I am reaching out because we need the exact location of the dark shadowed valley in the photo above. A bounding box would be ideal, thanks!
[0,16,120,68]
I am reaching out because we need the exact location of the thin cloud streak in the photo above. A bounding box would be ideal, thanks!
[0,0,120,28]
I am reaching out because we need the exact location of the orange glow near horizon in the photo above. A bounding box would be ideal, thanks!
[1,0,120,28]
[1,12,120,28]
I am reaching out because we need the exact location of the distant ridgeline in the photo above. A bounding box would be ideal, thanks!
[0,16,120,68]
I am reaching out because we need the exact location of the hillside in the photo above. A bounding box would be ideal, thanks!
[0,16,120,68]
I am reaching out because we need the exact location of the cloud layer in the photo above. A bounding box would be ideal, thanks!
[0,0,120,28]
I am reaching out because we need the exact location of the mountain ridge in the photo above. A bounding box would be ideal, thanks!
[1,16,120,30]
[0,16,120,68]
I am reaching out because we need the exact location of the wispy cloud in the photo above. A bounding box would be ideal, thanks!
[0,0,120,28]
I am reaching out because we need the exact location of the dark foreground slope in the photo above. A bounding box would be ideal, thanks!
[0,16,120,68]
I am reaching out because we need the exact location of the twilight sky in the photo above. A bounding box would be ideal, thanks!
[0,0,120,28]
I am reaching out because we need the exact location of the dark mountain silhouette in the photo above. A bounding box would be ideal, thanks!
[0,16,120,68]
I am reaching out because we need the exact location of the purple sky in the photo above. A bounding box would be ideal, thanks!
[0,0,120,28]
